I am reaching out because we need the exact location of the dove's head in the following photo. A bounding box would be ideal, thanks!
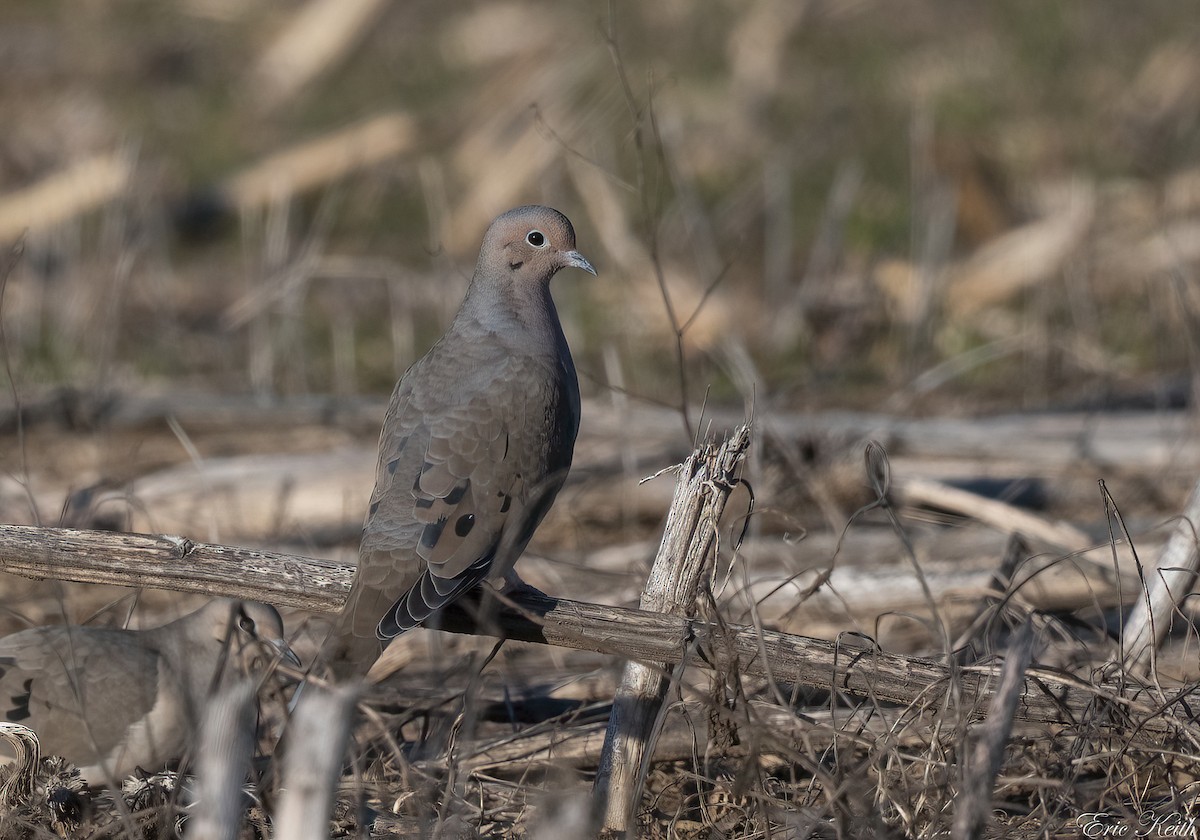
[192,599,299,670]
[479,205,596,287]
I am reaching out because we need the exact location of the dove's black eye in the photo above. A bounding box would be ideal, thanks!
[526,230,547,248]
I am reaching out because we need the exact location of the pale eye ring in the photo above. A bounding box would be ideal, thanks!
[526,230,547,248]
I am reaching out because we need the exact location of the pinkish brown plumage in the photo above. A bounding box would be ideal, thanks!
[325,206,595,676]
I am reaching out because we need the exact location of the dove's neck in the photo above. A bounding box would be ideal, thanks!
[147,617,223,725]
[458,276,567,355]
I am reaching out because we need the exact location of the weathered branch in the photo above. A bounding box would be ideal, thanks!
[0,525,349,610]
[0,524,1194,740]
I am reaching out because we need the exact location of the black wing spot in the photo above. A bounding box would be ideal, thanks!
[444,484,467,505]
[499,494,512,513]
[419,517,448,550]
[387,457,402,476]
[455,514,476,537]
[368,500,380,516]
[415,497,435,510]
[7,679,32,721]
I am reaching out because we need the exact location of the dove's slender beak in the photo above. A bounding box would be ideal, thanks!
[272,639,302,669]
[562,250,597,276]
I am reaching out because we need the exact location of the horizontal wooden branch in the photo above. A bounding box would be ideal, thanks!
[0,525,350,613]
[0,524,1193,741]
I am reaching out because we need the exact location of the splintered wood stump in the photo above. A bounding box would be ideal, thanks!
[591,425,751,838]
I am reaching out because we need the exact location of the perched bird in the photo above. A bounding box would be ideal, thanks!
[325,205,595,676]
[0,599,295,786]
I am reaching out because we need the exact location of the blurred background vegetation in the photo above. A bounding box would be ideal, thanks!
[4,0,1199,417]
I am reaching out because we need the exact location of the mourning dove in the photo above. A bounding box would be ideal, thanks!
[325,205,595,676]
[0,599,295,786]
